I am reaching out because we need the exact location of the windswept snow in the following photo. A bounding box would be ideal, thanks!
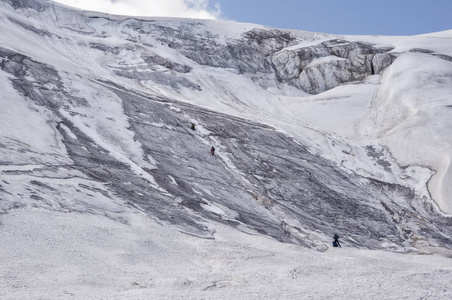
[1,208,452,299]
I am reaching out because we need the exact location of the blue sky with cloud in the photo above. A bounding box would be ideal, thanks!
[53,0,452,35]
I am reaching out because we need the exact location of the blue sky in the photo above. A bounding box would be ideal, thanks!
[53,0,452,36]
[217,0,452,35]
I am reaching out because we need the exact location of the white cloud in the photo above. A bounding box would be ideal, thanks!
[52,0,222,20]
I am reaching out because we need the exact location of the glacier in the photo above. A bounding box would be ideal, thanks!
[1,0,452,298]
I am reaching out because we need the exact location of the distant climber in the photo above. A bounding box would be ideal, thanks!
[333,233,341,247]
[191,123,196,130]
[210,146,215,155]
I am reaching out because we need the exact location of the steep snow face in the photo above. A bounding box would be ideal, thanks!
[3,46,437,250]
[359,53,452,213]
[1,0,452,252]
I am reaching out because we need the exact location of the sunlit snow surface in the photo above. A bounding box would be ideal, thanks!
[2,208,452,299]
[1,0,452,298]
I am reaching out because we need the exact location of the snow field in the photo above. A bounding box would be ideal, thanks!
[1,208,452,299]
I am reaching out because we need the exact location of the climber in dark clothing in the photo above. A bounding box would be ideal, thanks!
[333,234,341,247]
[210,146,215,155]
[191,123,196,130]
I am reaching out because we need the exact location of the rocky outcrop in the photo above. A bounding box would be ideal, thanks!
[124,21,301,74]
[270,39,396,94]
[372,52,399,74]
[142,55,192,73]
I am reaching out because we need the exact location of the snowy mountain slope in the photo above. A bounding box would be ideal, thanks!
[1,0,452,298]
[2,0,451,247]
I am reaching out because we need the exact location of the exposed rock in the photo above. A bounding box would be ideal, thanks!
[372,52,399,74]
[432,53,452,62]
[89,43,121,55]
[409,48,434,54]
[124,21,300,74]
[241,28,297,56]
[142,55,192,73]
[270,39,395,93]
[298,54,373,94]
